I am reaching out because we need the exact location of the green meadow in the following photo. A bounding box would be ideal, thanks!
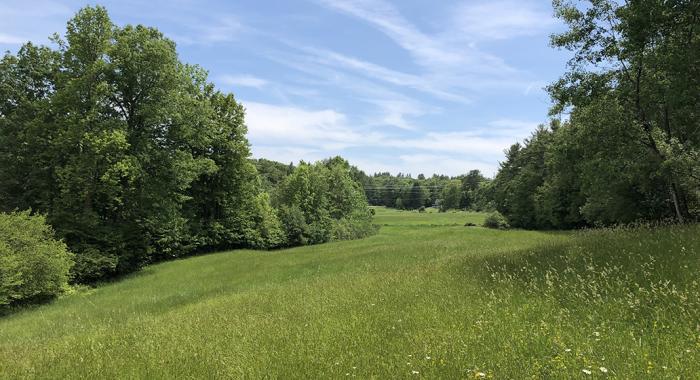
[1,207,698,378]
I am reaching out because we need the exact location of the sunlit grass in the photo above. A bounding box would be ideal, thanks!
[1,209,698,378]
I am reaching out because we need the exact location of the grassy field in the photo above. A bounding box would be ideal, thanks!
[371,206,486,226]
[1,207,698,378]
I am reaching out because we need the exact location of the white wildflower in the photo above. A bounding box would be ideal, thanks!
[582,369,592,375]
[564,348,572,352]
[599,367,608,373]
[411,370,420,375]
[476,372,486,378]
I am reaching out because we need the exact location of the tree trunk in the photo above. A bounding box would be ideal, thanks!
[669,181,685,223]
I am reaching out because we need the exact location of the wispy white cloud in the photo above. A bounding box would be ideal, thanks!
[243,101,382,151]
[449,1,556,41]
[170,15,244,45]
[316,0,466,68]
[397,154,499,177]
[315,0,517,74]
[385,132,515,157]
[298,46,472,104]
[0,0,72,45]
[261,51,437,130]
[0,33,26,44]
[0,0,71,19]
[487,119,541,137]
[219,74,268,89]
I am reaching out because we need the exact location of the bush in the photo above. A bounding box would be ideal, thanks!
[418,206,426,213]
[0,211,74,307]
[483,212,510,229]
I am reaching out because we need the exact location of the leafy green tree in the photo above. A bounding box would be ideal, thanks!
[404,182,428,210]
[440,180,462,211]
[492,126,552,229]
[274,159,373,246]
[460,170,487,209]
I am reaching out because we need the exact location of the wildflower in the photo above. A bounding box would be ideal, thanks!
[593,331,600,337]
[476,372,486,378]
[582,369,592,375]
[425,356,431,360]
[411,370,420,375]
[599,367,608,373]
[564,348,572,352]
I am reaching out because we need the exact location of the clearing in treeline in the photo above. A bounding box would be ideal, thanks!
[1,208,698,378]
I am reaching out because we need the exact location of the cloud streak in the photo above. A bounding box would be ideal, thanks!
[219,74,268,89]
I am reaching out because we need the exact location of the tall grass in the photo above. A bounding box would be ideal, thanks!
[0,208,697,378]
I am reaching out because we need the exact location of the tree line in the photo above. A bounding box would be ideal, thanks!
[0,7,374,307]
[358,171,493,212]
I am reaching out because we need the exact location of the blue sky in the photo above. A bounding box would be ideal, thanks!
[1,0,570,176]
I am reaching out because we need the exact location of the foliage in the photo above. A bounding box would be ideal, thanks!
[482,211,510,230]
[548,0,699,223]
[274,158,375,246]
[490,0,700,229]
[439,180,462,211]
[0,7,279,281]
[253,158,294,192]
[0,211,74,307]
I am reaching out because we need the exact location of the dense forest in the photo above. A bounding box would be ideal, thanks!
[0,7,374,305]
[1,0,699,308]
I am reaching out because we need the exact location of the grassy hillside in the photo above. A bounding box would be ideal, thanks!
[1,208,698,378]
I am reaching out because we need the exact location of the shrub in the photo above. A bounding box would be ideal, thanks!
[483,212,510,229]
[418,206,426,213]
[331,210,377,241]
[0,211,74,307]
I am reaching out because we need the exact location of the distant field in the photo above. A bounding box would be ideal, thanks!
[1,210,698,378]
[371,206,487,226]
